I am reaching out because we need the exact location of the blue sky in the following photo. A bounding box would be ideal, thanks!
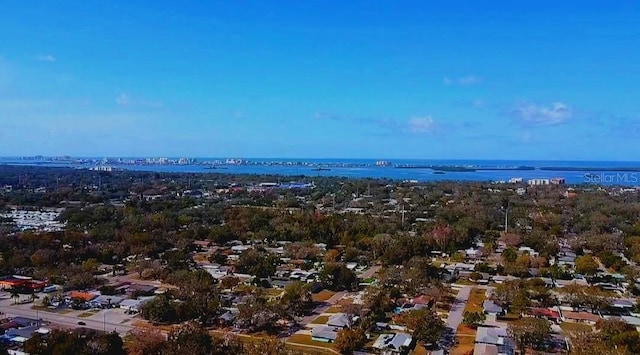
[1,1,639,160]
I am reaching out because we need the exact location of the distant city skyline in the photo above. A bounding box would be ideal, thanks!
[1,1,639,160]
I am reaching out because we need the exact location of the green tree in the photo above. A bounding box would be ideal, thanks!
[364,286,393,321]
[508,318,551,353]
[128,328,168,355]
[462,311,486,328]
[503,248,518,263]
[575,254,599,275]
[319,263,357,291]
[282,281,314,317]
[400,309,445,347]
[335,327,367,355]
[165,322,213,355]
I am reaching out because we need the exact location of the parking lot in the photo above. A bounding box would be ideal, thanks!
[0,290,138,334]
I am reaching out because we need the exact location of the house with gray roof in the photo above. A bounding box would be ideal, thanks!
[327,313,358,328]
[474,343,498,355]
[372,332,414,355]
[483,300,504,316]
[311,326,338,343]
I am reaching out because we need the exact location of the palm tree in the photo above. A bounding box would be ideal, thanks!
[10,291,20,305]
[41,295,50,307]
[30,291,39,303]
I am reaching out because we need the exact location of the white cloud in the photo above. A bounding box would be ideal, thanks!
[408,116,436,133]
[443,75,482,86]
[116,93,163,108]
[512,102,573,126]
[116,93,130,106]
[37,54,56,62]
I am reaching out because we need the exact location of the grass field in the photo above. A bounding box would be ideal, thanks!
[311,315,330,325]
[450,335,475,355]
[325,306,342,313]
[287,334,337,350]
[464,288,486,314]
[312,290,336,302]
[456,325,477,336]
[559,322,593,333]
[78,311,98,318]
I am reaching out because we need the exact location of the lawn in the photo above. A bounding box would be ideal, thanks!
[464,288,486,314]
[450,334,475,355]
[312,290,336,302]
[325,306,342,313]
[311,315,330,325]
[78,310,99,318]
[336,298,353,306]
[456,325,477,336]
[559,322,593,333]
[287,334,336,350]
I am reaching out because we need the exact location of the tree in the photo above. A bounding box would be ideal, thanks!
[242,336,290,355]
[502,248,518,263]
[237,249,278,279]
[165,322,213,355]
[508,318,551,353]
[364,286,393,321]
[566,331,626,355]
[319,263,357,291]
[210,334,244,355]
[282,281,314,317]
[86,331,126,355]
[335,327,366,355]
[462,311,486,328]
[576,255,599,275]
[595,318,640,354]
[128,328,168,355]
[141,294,177,324]
[400,309,445,347]
[324,249,341,262]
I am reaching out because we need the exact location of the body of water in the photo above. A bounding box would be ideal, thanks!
[2,158,640,185]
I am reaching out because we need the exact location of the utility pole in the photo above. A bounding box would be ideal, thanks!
[504,201,509,233]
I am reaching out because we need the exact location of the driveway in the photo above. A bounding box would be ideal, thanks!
[447,286,471,330]
[359,265,381,279]
[440,286,472,351]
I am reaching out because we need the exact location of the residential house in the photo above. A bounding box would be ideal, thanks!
[474,343,498,355]
[562,311,601,325]
[483,300,504,316]
[328,313,358,328]
[526,308,560,324]
[620,316,640,332]
[311,326,338,343]
[475,327,507,345]
[372,333,414,355]
[119,297,155,312]
[475,327,514,355]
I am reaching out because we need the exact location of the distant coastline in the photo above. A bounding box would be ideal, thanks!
[1,157,640,185]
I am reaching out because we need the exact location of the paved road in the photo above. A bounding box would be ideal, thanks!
[2,306,135,335]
